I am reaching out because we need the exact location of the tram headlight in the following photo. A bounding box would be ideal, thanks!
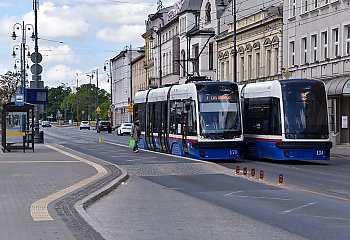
[199,150,205,158]
[321,134,329,139]
[284,150,290,158]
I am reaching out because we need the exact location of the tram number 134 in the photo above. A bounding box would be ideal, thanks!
[316,150,325,156]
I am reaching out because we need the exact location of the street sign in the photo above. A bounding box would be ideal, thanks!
[15,94,24,105]
[30,52,43,63]
[25,88,48,104]
[284,71,292,79]
[96,106,101,114]
[30,63,43,75]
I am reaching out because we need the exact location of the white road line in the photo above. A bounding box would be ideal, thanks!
[30,144,107,222]
[232,195,291,201]
[0,160,81,164]
[282,202,317,214]
[224,191,243,197]
[105,141,209,164]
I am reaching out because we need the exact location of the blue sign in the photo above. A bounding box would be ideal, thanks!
[15,94,24,105]
[26,88,48,104]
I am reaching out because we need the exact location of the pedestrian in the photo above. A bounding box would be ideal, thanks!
[130,118,141,153]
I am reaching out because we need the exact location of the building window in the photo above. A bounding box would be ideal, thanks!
[181,50,186,77]
[266,49,271,76]
[289,41,295,66]
[332,28,339,58]
[321,31,328,60]
[311,34,317,62]
[226,60,230,81]
[240,56,244,81]
[193,44,199,74]
[301,37,307,64]
[221,61,225,80]
[302,0,308,13]
[274,48,279,75]
[346,25,350,55]
[289,0,296,18]
[209,43,214,70]
[255,52,260,78]
[169,51,172,74]
[314,0,318,8]
[247,54,252,80]
[205,2,211,23]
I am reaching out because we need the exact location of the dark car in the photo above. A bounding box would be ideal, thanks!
[97,121,112,133]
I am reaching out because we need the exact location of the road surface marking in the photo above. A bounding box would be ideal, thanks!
[224,191,243,196]
[30,144,107,221]
[0,160,80,164]
[282,202,317,214]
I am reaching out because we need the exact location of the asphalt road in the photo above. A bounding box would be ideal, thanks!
[43,125,350,240]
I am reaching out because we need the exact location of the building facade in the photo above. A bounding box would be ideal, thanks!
[217,5,283,82]
[111,48,144,126]
[131,52,147,101]
[283,0,350,144]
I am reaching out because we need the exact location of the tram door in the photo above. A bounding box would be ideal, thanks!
[158,101,168,152]
[146,103,156,150]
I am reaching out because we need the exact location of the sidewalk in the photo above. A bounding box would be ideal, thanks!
[0,143,127,240]
[331,144,350,158]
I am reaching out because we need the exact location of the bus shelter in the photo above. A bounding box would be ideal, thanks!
[1,102,35,152]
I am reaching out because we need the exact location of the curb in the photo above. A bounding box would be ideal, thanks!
[74,165,129,240]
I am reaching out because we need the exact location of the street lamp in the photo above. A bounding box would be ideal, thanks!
[219,0,237,82]
[150,26,162,87]
[91,69,99,121]
[86,74,92,122]
[61,83,68,124]
[104,60,113,124]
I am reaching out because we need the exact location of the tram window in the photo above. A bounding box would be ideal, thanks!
[268,97,282,135]
[135,103,146,131]
[187,100,197,136]
[169,100,184,134]
[244,97,270,135]
[153,102,161,133]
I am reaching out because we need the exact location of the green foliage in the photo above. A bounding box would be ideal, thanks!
[0,71,21,106]
[46,83,110,121]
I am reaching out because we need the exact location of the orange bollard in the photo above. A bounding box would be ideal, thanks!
[250,168,256,179]
[235,166,240,175]
[259,170,264,181]
[243,167,247,176]
[278,174,284,186]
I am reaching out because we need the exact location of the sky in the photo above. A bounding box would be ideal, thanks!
[0,0,167,92]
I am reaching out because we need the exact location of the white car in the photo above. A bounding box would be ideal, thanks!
[117,123,132,135]
[80,121,90,130]
[41,121,51,127]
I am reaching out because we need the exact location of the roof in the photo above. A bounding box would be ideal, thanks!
[179,0,202,14]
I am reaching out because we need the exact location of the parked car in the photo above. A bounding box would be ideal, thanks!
[117,122,132,135]
[41,121,51,127]
[97,121,112,133]
[80,121,90,130]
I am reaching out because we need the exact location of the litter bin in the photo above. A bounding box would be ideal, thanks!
[39,131,44,143]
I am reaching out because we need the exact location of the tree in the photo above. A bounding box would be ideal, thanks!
[46,83,110,122]
[0,71,21,106]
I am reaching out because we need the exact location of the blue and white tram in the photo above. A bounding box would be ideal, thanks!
[134,81,244,160]
[241,78,332,161]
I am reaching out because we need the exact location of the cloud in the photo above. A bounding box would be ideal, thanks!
[96,25,145,43]
[40,44,79,64]
[23,2,89,39]
[44,64,80,87]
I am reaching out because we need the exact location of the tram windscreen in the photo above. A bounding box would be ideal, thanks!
[281,80,329,139]
[197,84,241,139]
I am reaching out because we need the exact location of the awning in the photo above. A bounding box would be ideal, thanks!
[325,77,350,96]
